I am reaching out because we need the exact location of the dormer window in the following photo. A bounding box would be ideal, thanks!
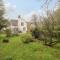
[21,22,24,26]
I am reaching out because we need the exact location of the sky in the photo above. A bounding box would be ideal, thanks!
[4,0,57,19]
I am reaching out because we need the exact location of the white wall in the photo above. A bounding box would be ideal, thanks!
[18,18,27,33]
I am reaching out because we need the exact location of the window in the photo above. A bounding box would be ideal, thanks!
[23,27,26,31]
[14,28,18,32]
[21,22,24,26]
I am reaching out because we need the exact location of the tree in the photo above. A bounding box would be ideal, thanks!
[54,7,60,30]
[0,0,4,19]
[42,11,55,46]
[54,6,60,41]
[31,13,38,27]
[0,0,8,30]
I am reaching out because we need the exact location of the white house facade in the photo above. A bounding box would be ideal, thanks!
[18,17,27,33]
[10,16,27,34]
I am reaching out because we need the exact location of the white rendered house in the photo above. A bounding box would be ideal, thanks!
[10,16,27,34]
[18,16,27,33]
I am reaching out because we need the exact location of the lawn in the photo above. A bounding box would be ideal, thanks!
[0,33,60,60]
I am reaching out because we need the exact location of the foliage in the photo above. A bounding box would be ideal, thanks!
[3,37,9,43]
[0,0,8,30]
[0,34,60,60]
[32,27,40,39]
[21,33,34,43]
[5,29,12,37]
[31,6,60,46]
[0,19,9,30]
[39,7,60,46]
[6,56,13,60]
[0,0,4,18]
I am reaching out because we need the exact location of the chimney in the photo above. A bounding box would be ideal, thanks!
[18,15,21,19]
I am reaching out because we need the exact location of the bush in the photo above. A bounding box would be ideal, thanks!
[11,33,19,36]
[6,56,13,60]
[32,27,40,39]
[22,34,34,43]
[43,31,60,46]
[5,29,12,37]
[3,38,9,43]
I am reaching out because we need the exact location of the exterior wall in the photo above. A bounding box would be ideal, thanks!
[10,18,27,33]
[10,25,18,34]
[18,18,27,33]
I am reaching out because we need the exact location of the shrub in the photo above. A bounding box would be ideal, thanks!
[5,29,12,37]
[12,33,19,36]
[3,38,9,43]
[43,31,60,46]
[6,56,13,60]
[22,34,34,43]
[32,27,40,39]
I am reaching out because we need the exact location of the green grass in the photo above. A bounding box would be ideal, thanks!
[0,33,60,60]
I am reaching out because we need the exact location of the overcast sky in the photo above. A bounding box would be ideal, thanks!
[4,0,57,19]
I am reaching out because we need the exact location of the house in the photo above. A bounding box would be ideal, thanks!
[10,16,27,34]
